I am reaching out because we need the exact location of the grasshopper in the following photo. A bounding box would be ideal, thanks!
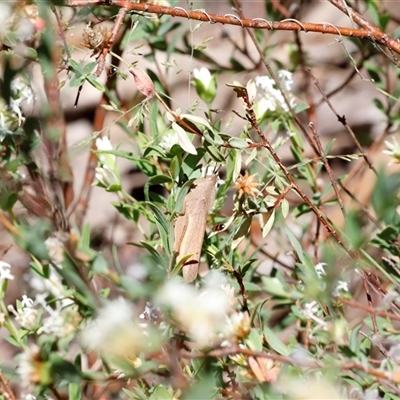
[173,175,217,282]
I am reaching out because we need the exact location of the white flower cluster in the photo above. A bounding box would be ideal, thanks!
[254,70,295,117]
[80,298,160,361]
[0,77,35,140]
[8,295,40,331]
[156,272,248,348]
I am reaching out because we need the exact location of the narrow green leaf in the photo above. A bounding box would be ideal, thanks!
[281,198,289,218]
[171,122,197,155]
[264,326,290,356]
[285,228,304,264]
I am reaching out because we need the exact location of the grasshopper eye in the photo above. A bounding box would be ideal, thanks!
[212,223,225,232]
[107,67,117,76]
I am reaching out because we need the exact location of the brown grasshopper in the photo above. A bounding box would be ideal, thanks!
[173,175,217,282]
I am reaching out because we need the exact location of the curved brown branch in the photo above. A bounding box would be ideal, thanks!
[94,7,128,77]
[63,0,400,55]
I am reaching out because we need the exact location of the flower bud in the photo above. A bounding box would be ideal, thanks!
[193,67,217,104]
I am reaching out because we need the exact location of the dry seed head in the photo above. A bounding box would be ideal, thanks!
[82,25,112,55]
[234,171,262,199]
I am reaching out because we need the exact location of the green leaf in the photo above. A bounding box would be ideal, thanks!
[83,61,97,74]
[171,122,197,155]
[103,150,157,176]
[68,58,83,73]
[140,240,168,270]
[281,198,289,218]
[147,202,171,254]
[228,137,249,149]
[203,140,226,163]
[80,223,91,248]
[245,328,263,352]
[150,386,173,400]
[69,383,82,400]
[243,281,262,291]
[123,386,148,400]
[264,326,290,356]
[285,228,304,264]
[50,354,81,383]
[232,216,252,249]
[25,47,38,58]
[262,209,275,238]
[120,276,148,299]
[261,277,290,298]
[86,74,105,92]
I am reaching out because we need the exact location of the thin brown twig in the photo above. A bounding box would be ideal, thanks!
[180,345,397,384]
[361,270,379,337]
[94,7,128,77]
[337,180,380,227]
[0,213,20,237]
[0,370,16,400]
[62,0,400,55]
[309,121,345,215]
[316,52,372,107]
[323,123,391,207]
[51,4,71,62]
[307,68,377,175]
[231,269,250,315]
[339,297,400,320]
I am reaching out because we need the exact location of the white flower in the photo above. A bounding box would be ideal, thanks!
[95,164,121,188]
[301,301,328,330]
[333,280,348,296]
[156,273,231,347]
[193,67,212,90]
[246,79,257,103]
[159,131,179,151]
[278,70,294,91]
[81,299,160,359]
[223,312,251,340]
[0,261,14,281]
[315,262,327,278]
[302,301,319,319]
[16,345,43,388]
[21,394,37,400]
[383,137,400,165]
[21,294,34,308]
[95,137,121,189]
[96,135,113,151]
[30,268,66,301]
[11,78,35,105]
[8,295,40,331]
[96,136,116,169]
[35,295,80,337]
[0,78,35,140]
[254,70,296,117]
